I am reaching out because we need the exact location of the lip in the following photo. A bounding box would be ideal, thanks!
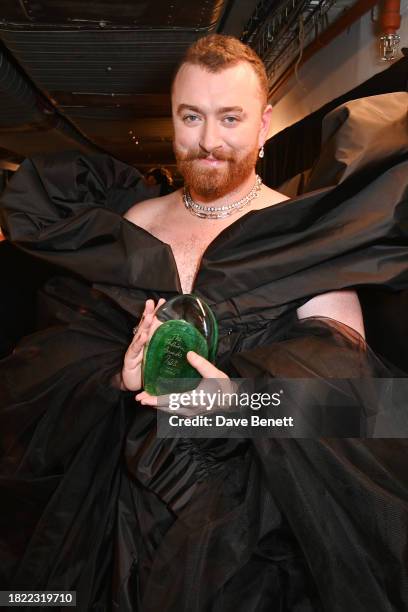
[197,158,226,167]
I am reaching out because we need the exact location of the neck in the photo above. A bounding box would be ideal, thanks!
[188,170,258,207]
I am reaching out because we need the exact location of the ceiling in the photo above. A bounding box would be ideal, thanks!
[0,0,260,170]
[0,0,377,173]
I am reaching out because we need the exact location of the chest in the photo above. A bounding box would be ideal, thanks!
[146,222,224,293]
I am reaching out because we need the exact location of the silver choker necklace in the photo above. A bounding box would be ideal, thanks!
[183,175,262,219]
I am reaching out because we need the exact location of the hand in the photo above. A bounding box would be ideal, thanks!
[121,298,165,392]
[135,350,232,413]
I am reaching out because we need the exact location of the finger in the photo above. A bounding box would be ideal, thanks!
[148,316,162,339]
[135,390,158,406]
[137,388,217,416]
[141,298,157,323]
[141,299,155,320]
[192,376,238,410]
[128,330,148,359]
[134,298,164,337]
[135,391,194,415]
[148,299,166,336]
[135,311,155,338]
[153,298,166,314]
[186,351,228,379]
[145,298,155,312]
[135,389,178,408]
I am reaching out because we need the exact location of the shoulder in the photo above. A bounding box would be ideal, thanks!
[253,184,289,210]
[297,289,366,338]
[123,189,181,225]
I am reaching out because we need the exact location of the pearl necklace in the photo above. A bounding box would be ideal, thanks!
[183,175,262,219]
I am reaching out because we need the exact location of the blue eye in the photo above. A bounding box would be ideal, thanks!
[223,116,239,124]
[183,115,200,123]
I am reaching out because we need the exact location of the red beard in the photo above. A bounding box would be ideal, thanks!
[175,146,259,201]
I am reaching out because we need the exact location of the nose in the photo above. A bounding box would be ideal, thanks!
[199,118,223,155]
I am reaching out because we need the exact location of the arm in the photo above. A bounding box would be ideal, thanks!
[296,289,365,339]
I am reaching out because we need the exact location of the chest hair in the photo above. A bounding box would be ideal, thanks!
[146,223,221,293]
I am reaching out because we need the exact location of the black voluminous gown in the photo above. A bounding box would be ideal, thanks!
[0,95,407,611]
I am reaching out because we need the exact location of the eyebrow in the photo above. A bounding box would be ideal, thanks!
[176,104,244,115]
[218,106,244,114]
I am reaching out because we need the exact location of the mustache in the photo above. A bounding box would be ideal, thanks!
[176,149,234,162]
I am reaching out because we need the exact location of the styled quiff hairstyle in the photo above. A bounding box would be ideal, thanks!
[173,34,269,106]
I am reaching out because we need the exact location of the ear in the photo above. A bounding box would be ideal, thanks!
[258,104,273,148]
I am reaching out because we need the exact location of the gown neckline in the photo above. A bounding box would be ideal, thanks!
[126,195,299,294]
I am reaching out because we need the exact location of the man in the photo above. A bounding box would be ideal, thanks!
[0,35,406,612]
[121,34,365,398]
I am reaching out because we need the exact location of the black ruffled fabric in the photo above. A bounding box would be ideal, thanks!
[0,126,407,611]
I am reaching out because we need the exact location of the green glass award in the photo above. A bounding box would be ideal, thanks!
[142,295,218,395]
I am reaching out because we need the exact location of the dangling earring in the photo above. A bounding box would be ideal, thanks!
[258,145,264,159]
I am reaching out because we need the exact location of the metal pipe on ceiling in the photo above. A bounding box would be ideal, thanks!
[266,0,379,100]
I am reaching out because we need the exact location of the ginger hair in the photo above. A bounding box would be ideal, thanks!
[173,34,269,106]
